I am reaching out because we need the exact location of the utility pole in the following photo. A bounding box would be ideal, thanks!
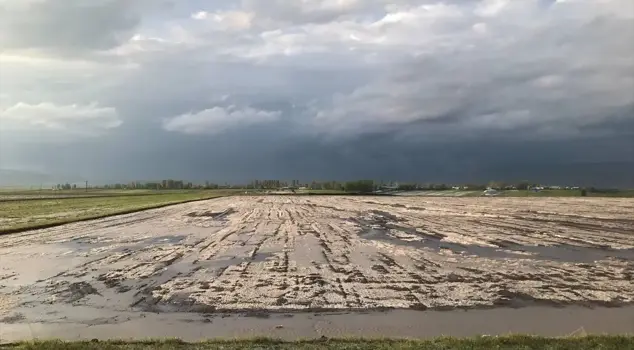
[85,181,88,192]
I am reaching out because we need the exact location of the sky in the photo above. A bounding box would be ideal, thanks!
[0,0,633,187]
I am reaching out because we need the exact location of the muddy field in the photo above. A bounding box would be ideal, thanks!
[1,195,633,339]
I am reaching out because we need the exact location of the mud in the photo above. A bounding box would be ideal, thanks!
[351,210,633,263]
[2,306,634,342]
[0,195,633,339]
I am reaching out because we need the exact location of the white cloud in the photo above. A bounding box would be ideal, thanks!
[1,0,633,142]
[241,0,366,25]
[192,11,208,20]
[192,10,254,31]
[0,0,631,184]
[163,106,281,135]
[0,102,122,137]
[475,0,510,17]
[532,75,564,88]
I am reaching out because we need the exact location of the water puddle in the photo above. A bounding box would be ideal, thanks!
[60,235,187,254]
[186,208,235,220]
[142,235,187,246]
[353,212,634,264]
[121,251,277,313]
[204,252,276,269]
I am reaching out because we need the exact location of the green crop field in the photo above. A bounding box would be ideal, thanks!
[1,187,632,234]
[2,336,633,350]
[0,190,243,234]
[0,189,179,201]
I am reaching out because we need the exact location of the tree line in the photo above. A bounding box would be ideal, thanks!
[56,179,601,193]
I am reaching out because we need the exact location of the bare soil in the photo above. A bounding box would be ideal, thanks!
[0,196,633,340]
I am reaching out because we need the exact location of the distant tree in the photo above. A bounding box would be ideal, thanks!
[516,181,530,190]
[463,183,485,191]
[345,180,374,193]
[488,181,506,190]
[397,183,417,191]
[581,189,587,197]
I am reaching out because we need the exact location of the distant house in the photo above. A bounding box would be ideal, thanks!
[379,182,399,191]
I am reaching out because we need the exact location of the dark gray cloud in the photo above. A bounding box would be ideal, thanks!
[3,125,632,187]
[311,2,634,140]
[0,0,633,187]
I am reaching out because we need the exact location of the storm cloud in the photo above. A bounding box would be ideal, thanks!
[0,0,633,186]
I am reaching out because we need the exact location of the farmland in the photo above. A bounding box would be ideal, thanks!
[0,190,244,233]
[1,195,633,342]
[2,187,632,234]
[394,189,634,197]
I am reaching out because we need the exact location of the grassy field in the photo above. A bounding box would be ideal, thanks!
[0,190,242,234]
[2,336,633,350]
[0,188,154,195]
[0,189,188,201]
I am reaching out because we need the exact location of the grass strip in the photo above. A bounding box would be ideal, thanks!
[0,191,238,235]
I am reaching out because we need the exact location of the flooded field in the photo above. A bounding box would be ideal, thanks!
[1,195,633,340]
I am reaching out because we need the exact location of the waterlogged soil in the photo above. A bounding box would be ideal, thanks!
[0,196,633,339]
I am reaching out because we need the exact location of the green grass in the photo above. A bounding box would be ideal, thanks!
[0,190,241,234]
[0,189,191,200]
[0,188,146,194]
[2,187,632,234]
[2,336,633,350]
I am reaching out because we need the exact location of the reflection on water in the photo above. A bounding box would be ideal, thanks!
[353,213,634,264]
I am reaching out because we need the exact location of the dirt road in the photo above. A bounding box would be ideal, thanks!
[1,195,633,340]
